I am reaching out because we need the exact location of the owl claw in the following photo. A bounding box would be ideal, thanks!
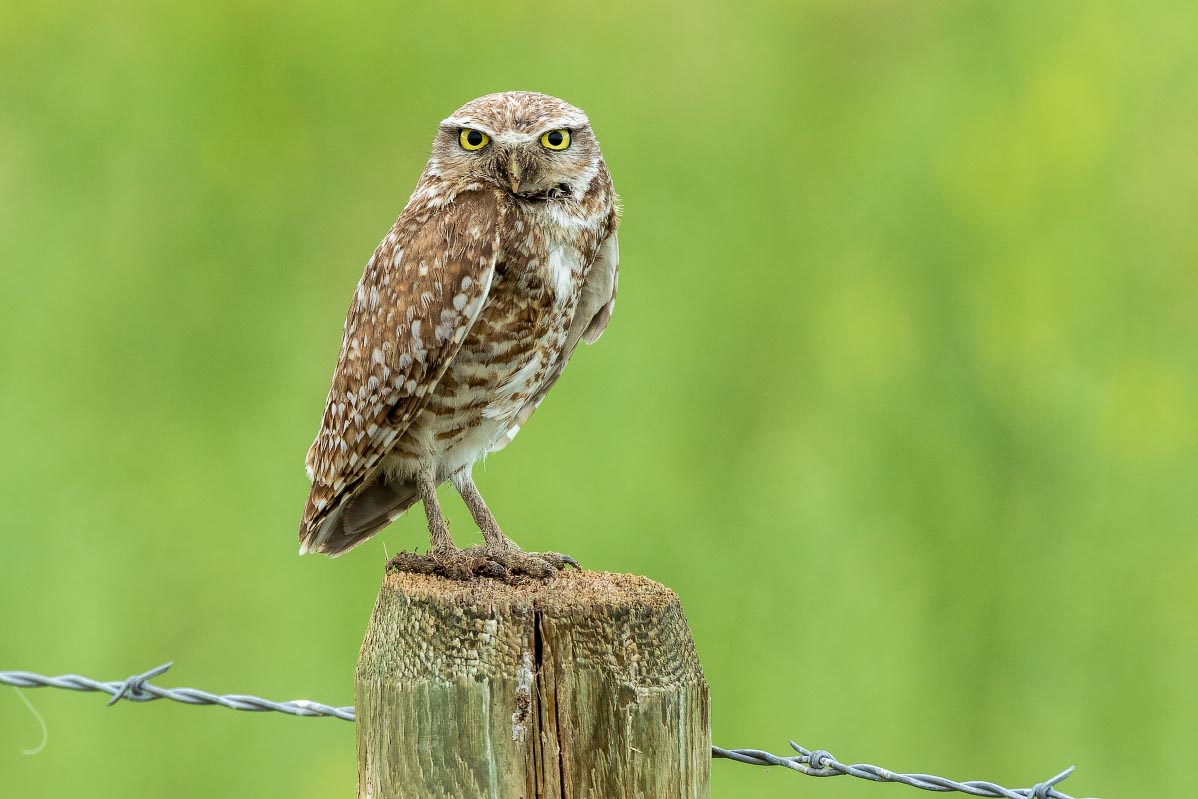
[473,558,509,581]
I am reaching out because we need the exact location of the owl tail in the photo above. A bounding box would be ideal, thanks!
[298,477,420,557]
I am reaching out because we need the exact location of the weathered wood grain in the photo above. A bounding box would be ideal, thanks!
[356,570,709,798]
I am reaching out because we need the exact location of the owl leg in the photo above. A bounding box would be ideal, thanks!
[451,469,515,550]
[389,470,577,581]
[451,469,580,576]
[417,472,456,556]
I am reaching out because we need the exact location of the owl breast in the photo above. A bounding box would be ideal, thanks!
[382,206,596,483]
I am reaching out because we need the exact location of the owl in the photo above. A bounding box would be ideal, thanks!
[297,92,620,579]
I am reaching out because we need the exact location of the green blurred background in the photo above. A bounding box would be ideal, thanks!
[2,1,1195,796]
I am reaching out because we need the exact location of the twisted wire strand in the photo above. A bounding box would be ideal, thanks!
[711,745,1093,799]
[1,662,354,721]
[3,663,1097,798]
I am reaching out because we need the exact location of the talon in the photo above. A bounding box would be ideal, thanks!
[476,559,508,579]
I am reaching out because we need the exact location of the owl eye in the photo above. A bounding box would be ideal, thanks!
[540,129,571,150]
[459,128,490,151]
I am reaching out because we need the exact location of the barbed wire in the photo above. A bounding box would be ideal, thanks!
[3,662,1096,799]
[711,746,1087,799]
[1,662,353,721]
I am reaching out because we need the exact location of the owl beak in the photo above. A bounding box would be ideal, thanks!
[505,157,523,193]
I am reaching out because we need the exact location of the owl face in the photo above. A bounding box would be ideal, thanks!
[428,92,602,202]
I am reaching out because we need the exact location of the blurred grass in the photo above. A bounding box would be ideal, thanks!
[2,1,1196,797]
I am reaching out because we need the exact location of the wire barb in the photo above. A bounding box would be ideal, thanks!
[107,662,173,706]
[3,662,1099,798]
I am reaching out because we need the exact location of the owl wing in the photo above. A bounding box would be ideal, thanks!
[578,229,619,345]
[299,189,502,553]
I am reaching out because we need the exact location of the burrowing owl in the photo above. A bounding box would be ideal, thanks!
[298,92,619,579]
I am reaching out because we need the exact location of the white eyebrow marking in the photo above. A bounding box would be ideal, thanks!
[494,131,536,145]
[441,117,496,135]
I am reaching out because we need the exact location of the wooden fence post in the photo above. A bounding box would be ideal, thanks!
[356,569,710,798]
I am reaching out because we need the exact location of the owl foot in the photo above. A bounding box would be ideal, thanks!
[386,546,579,583]
[480,546,580,580]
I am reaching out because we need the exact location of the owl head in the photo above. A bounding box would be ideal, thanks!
[427,92,602,202]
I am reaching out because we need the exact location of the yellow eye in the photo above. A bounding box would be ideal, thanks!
[540,129,571,150]
[459,128,489,151]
